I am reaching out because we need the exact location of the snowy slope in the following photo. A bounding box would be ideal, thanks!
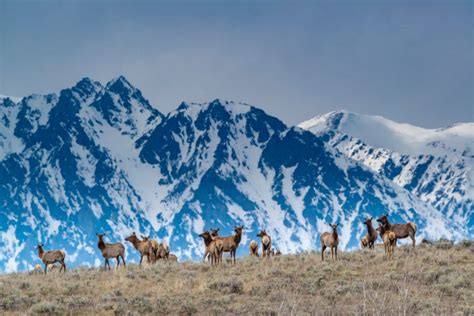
[0,80,464,272]
[299,111,474,236]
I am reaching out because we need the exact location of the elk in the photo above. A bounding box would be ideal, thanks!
[30,264,43,275]
[377,226,397,259]
[211,226,243,264]
[36,244,66,274]
[256,230,272,258]
[156,242,170,261]
[199,231,213,263]
[377,214,417,248]
[363,217,378,249]
[199,231,222,266]
[320,223,339,261]
[142,236,159,263]
[249,240,259,257]
[125,232,152,265]
[361,235,369,248]
[96,233,126,270]
[168,253,178,262]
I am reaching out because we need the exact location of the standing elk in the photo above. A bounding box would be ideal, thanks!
[377,214,417,248]
[125,232,152,265]
[199,231,222,266]
[377,226,397,259]
[361,235,369,248]
[36,244,66,274]
[320,224,339,261]
[256,230,272,258]
[363,217,378,250]
[249,240,259,257]
[156,242,170,261]
[141,236,160,263]
[211,226,243,264]
[96,233,126,270]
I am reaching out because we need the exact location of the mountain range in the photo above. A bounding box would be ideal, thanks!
[0,77,471,272]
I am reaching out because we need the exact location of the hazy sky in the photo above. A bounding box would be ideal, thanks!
[0,0,472,127]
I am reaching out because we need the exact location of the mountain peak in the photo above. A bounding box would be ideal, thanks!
[106,75,136,94]
[72,77,102,98]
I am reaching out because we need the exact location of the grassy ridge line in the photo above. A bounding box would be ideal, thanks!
[0,242,473,315]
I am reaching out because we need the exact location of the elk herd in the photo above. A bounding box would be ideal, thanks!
[33,214,417,274]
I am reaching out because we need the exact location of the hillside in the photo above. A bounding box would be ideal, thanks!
[0,242,472,315]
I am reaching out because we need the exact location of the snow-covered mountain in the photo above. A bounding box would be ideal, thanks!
[299,111,474,237]
[0,79,464,272]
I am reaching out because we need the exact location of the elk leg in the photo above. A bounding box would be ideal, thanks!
[321,245,326,261]
[62,261,66,273]
[335,246,338,261]
[121,255,126,267]
[330,247,334,261]
[139,255,143,266]
[44,264,48,275]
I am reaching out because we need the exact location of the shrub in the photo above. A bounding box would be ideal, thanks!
[30,301,64,314]
[208,278,244,294]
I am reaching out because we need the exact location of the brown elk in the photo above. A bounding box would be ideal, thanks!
[198,231,222,266]
[36,244,66,274]
[320,224,339,261]
[125,232,152,265]
[361,235,369,248]
[270,249,282,256]
[256,230,272,257]
[249,240,259,257]
[168,253,178,262]
[96,233,126,270]
[377,226,397,259]
[377,214,417,248]
[156,242,170,261]
[211,226,243,264]
[363,217,378,249]
[141,236,159,263]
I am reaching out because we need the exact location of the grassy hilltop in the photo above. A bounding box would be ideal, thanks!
[0,241,473,315]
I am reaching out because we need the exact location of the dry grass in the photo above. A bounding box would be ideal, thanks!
[0,241,473,315]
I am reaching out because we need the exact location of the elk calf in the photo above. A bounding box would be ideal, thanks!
[96,233,126,270]
[36,244,66,274]
[199,231,222,266]
[361,235,369,248]
[377,226,397,259]
[320,224,339,261]
[257,230,272,258]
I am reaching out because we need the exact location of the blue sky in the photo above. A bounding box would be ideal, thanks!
[0,0,472,127]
